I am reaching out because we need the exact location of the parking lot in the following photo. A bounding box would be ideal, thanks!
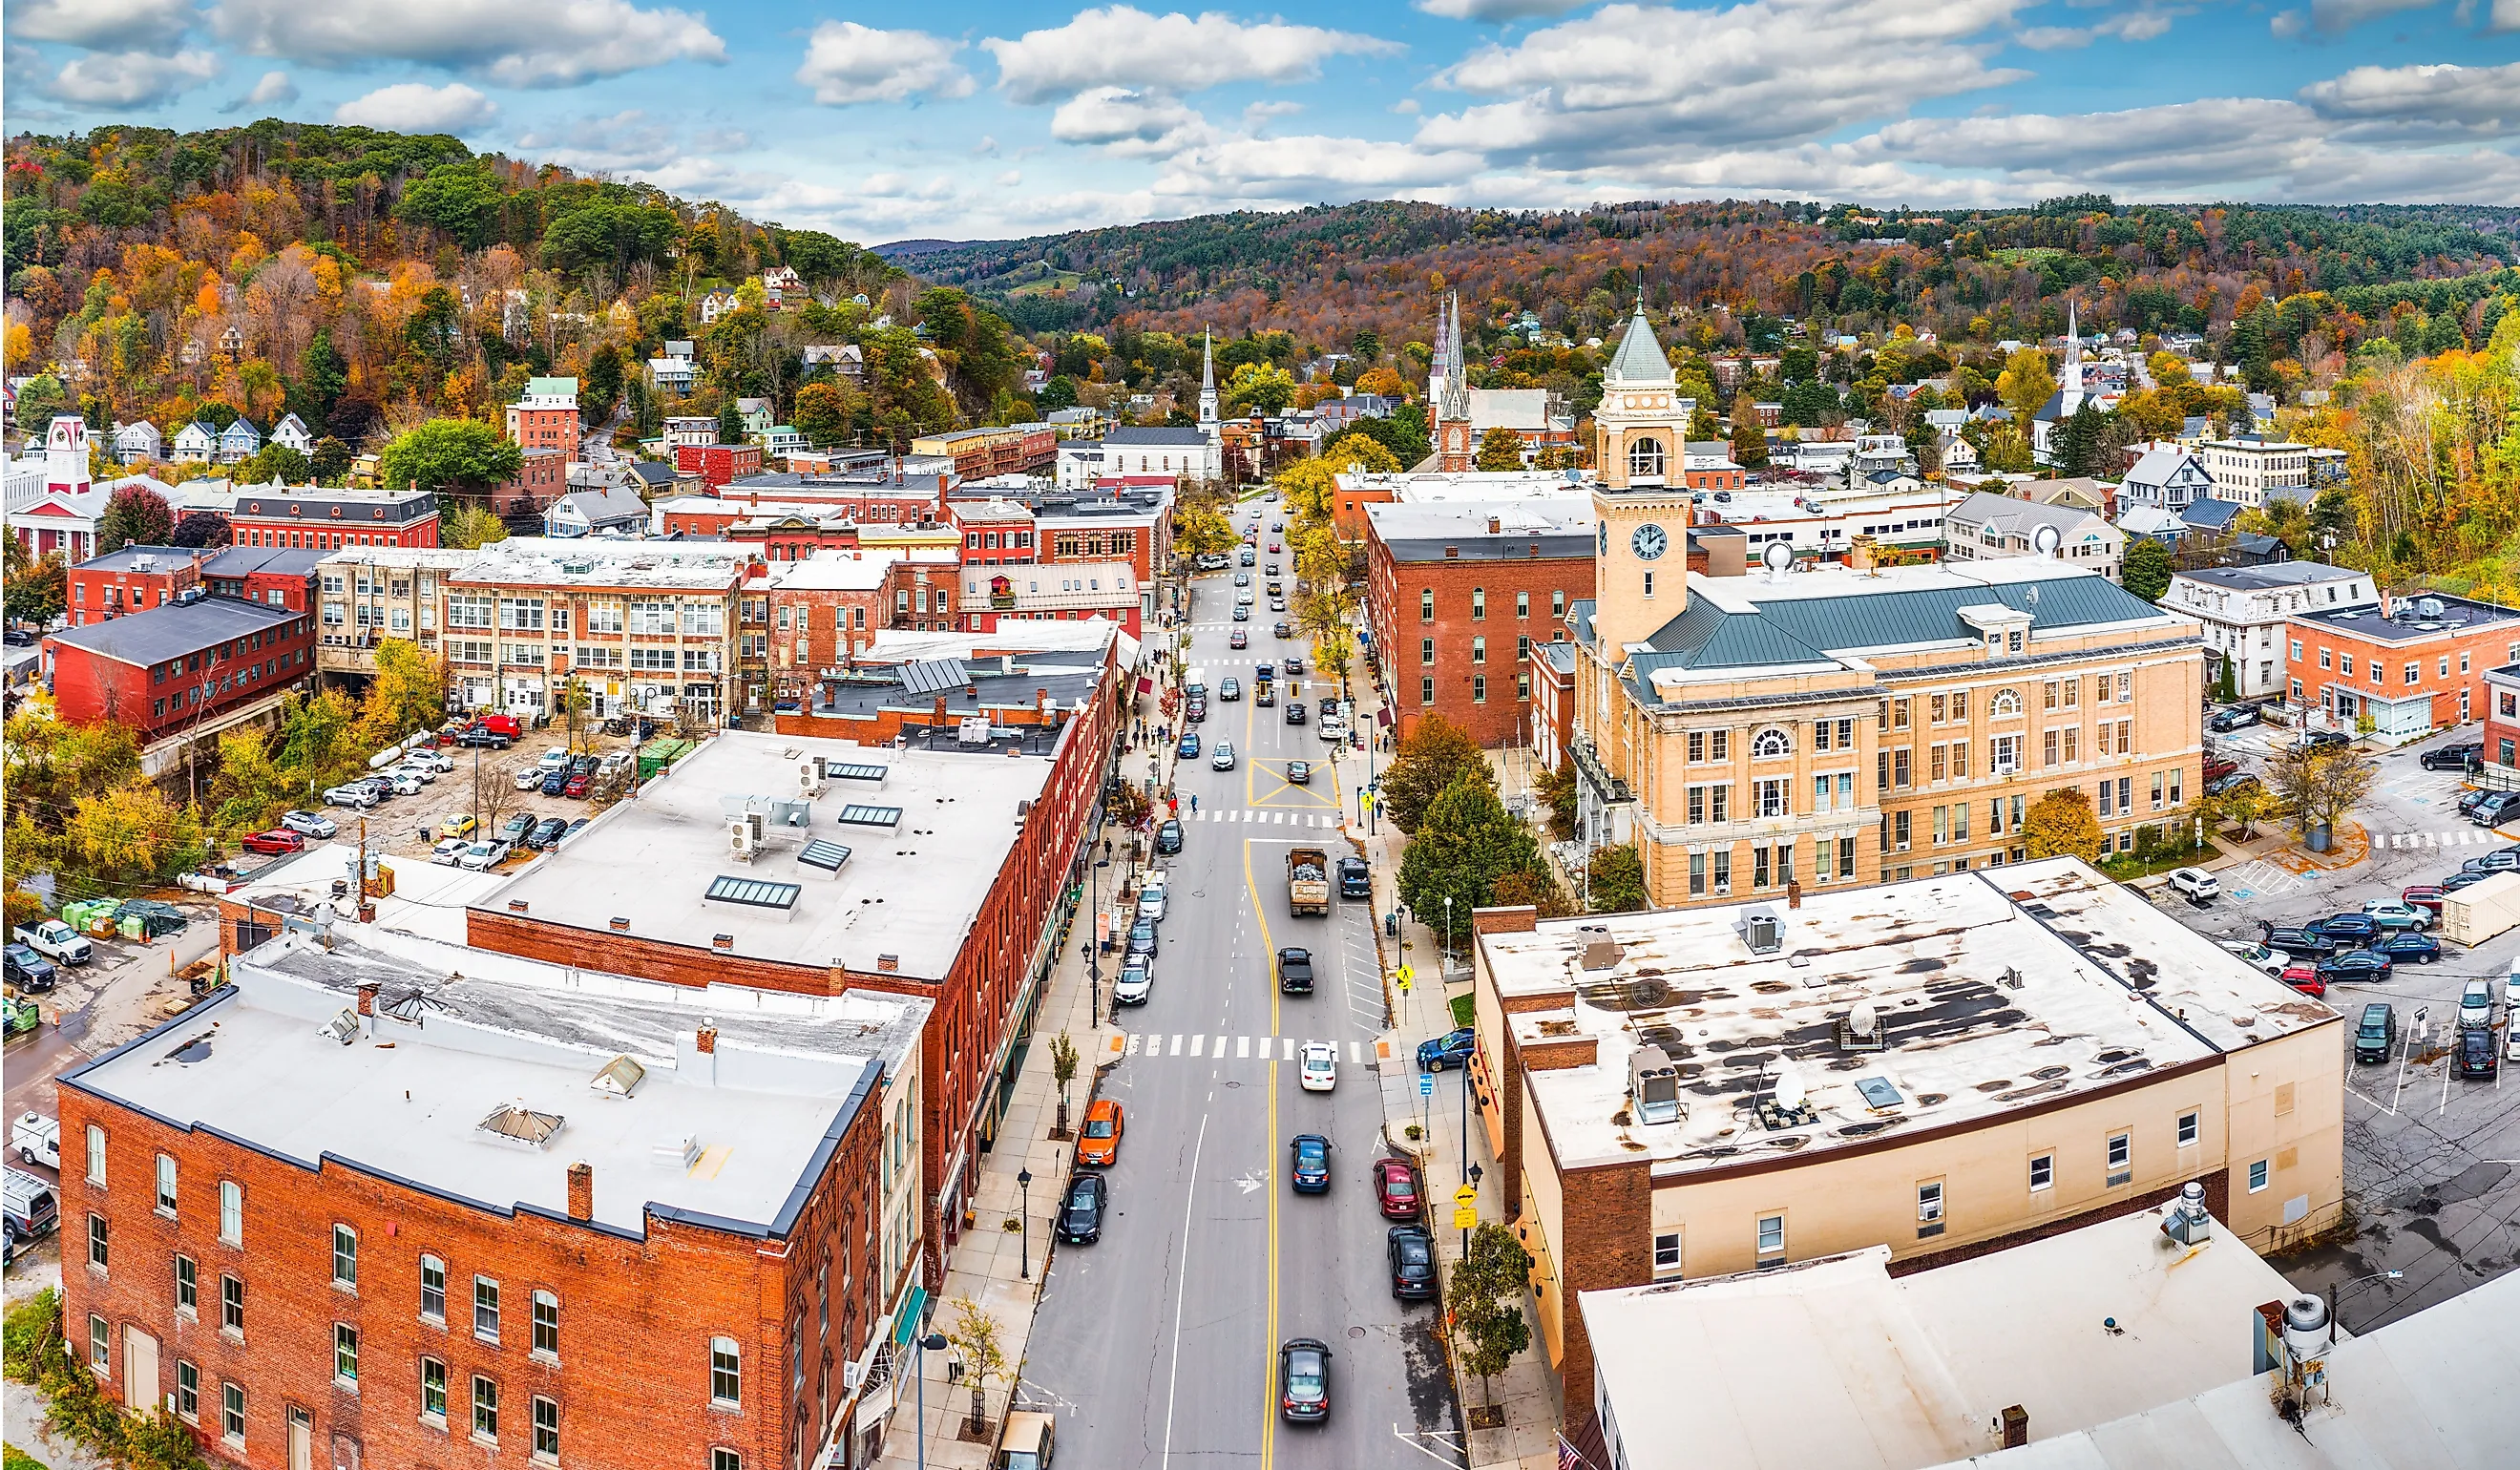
[291,724,659,874]
[2166,720,2520,1331]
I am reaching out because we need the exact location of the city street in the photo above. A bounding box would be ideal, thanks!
[1021,558,1461,1468]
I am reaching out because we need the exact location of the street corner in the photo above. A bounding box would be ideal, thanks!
[1092,1026,1129,1069]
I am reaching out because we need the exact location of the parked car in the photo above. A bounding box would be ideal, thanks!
[2474,790,2520,827]
[2401,884,2446,914]
[323,783,381,808]
[500,813,536,847]
[2354,1002,2396,1063]
[1418,1027,1477,1071]
[2458,1024,2500,1079]
[1387,1226,1437,1300]
[1277,1337,1332,1423]
[2168,868,2217,901]
[2298,729,2352,751]
[11,1113,59,1169]
[1127,919,1158,959]
[2464,849,2520,874]
[2461,977,2497,1028]
[456,840,512,871]
[2206,772,2261,799]
[2362,900,2430,931]
[2278,963,2324,998]
[240,829,305,855]
[454,725,512,749]
[2261,923,2329,956]
[1299,1040,1338,1092]
[563,770,592,798]
[1058,1174,1107,1244]
[1113,961,1153,1006]
[540,767,570,797]
[1137,884,1167,923]
[2315,949,2393,984]
[280,809,336,838]
[996,1410,1057,1470]
[514,766,544,791]
[2206,704,2261,732]
[2373,931,2441,964]
[2,945,56,993]
[1076,1100,1124,1167]
[2442,869,2492,893]
[1289,1134,1333,1193]
[1287,760,1312,785]
[1155,820,1184,855]
[439,814,478,840]
[2422,742,2484,772]
[2218,940,2288,976]
[2309,913,2381,945]
[430,838,471,866]
[2201,755,2240,784]
[1372,1158,1419,1221]
[529,816,568,850]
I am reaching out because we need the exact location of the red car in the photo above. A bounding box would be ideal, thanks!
[2402,885,2446,914]
[2202,755,2239,784]
[1268,541,1281,553]
[241,829,305,855]
[563,770,592,798]
[2279,963,2325,998]
[1372,1158,1420,1221]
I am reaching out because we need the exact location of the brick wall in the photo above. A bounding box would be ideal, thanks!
[1551,1160,1651,1445]
[1366,536,1591,747]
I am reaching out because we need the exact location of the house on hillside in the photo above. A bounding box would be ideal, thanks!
[269,413,314,455]
[805,345,864,382]
[170,422,218,462]
[111,422,161,462]
[215,419,262,464]
[699,291,740,324]
[735,398,773,442]
[543,486,651,539]
[2122,445,2215,511]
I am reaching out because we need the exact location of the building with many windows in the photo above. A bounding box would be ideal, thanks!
[1364,500,1593,746]
[442,545,746,724]
[43,597,314,746]
[58,923,928,1470]
[2199,435,2313,508]
[2165,562,2378,702]
[1465,858,2344,1454]
[230,486,440,551]
[2282,590,2520,736]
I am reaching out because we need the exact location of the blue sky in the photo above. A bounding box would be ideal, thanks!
[9,1,2520,244]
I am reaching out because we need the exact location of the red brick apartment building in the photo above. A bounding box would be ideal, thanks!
[58,934,923,1470]
[1366,501,1594,746]
[677,442,766,489]
[66,546,321,627]
[2284,591,2520,739]
[504,377,579,453]
[45,598,313,744]
[230,487,440,551]
[465,651,1124,1272]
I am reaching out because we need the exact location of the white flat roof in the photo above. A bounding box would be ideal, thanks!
[68,929,924,1237]
[1690,555,2122,612]
[481,731,1055,980]
[1586,1204,2303,1470]
[231,843,512,946]
[1488,859,2336,1174]
[768,550,903,592]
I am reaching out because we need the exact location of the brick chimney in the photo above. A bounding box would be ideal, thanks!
[355,983,378,1017]
[1786,880,1802,910]
[696,1025,718,1054]
[566,1163,593,1222]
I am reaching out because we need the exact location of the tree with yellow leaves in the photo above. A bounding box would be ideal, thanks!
[2022,788,2103,863]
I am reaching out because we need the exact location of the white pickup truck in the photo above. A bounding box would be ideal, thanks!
[10,919,92,966]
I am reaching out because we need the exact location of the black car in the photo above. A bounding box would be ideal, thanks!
[2424,742,2485,772]
[1284,657,1303,675]
[2463,848,2520,873]
[540,766,570,796]
[2310,913,2381,945]
[2299,730,2352,751]
[1289,1133,1332,1193]
[454,726,511,748]
[2442,869,2492,892]
[2315,949,2393,984]
[2372,931,2441,963]
[2262,923,2328,956]
[2459,1024,2499,1079]
[1278,1337,1332,1423]
[1388,1227,1437,1300]
[2206,705,2260,732]
[3,943,56,993]
[2459,788,2499,817]
[2355,1002,2396,1063]
[1155,820,1184,854]
[1057,1174,1107,1243]
[1286,702,1307,724]
[1318,694,1339,715]
[1277,947,1313,994]
[1128,919,1159,958]
[529,816,569,850]
[1337,856,1372,899]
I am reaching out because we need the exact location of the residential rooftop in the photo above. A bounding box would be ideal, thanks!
[66,928,923,1238]
[1482,858,2336,1175]
[478,730,1059,980]
[1582,1204,2305,1470]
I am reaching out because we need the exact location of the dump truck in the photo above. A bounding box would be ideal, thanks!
[1287,847,1331,917]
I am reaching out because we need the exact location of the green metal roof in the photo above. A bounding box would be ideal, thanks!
[1605,304,1672,385]
[1635,575,2166,682]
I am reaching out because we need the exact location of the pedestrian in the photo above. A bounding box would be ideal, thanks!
[1191,794,1199,813]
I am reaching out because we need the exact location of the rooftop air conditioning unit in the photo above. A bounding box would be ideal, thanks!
[2418,597,2446,619]
[1738,906,1783,956]
[728,813,763,861]
[1629,1045,1682,1125]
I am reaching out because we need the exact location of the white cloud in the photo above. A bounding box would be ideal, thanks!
[1391,96,1421,114]
[208,0,724,87]
[42,48,220,107]
[2307,0,2435,32]
[982,6,1400,105]
[1418,0,2032,165]
[2016,9,2183,51]
[2494,0,2520,33]
[793,22,973,106]
[1152,133,1486,202]
[333,80,496,132]
[220,68,297,113]
[1049,87,1214,155]
[7,0,194,52]
[1414,0,1594,18]
[2272,10,2308,37]
[514,110,682,171]
[2300,60,2520,132]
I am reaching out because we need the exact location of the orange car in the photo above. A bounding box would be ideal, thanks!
[1076,1099,1124,1167]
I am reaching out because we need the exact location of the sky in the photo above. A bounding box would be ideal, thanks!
[9,0,2520,245]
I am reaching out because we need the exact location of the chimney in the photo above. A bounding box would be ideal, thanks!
[696,1025,717,1054]
[566,1162,593,1221]
[355,983,378,1017]
[1487,514,1502,535]
[876,953,900,974]
[2000,1406,2028,1449]
[1786,880,1802,910]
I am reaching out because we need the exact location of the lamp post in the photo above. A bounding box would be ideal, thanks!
[1464,1160,1483,1257]
[2328,1267,2404,1342]
[1017,1167,1034,1282]
[1442,895,1454,971]
[913,1329,950,1470]
[1088,854,1110,1026]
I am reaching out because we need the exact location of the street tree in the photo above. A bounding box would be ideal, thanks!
[95,483,174,553]
[58,782,207,893]
[945,1296,1009,1439]
[2023,787,2104,861]
[1538,759,1579,841]
[2268,745,2376,838]
[1731,390,1770,469]
[2217,780,2270,842]
[358,639,450,745]
[2121,536,2173,601]
[1475,426,1525,472]
[1175,502,1235,560]
[1585,843,1648,913]
[1996,348,2058,419]
[1490,866,1575,917]
[1050,1031,1080,1138]
[1447,1222,1535,1405]
[378,418,523,498]
[1397,771,1544,932]
[1380,714,1491,833]
[441,504,511,550]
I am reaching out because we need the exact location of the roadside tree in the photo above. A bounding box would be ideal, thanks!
[1380,714,1490,833]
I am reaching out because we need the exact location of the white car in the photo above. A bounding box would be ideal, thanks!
[1299,1040,1337,1093]
[408,747,457,773]
[1137,886,1167,923]
[1211,742,1237,771]
[2361,900,2429,930]
[280,809,337,839]
[455,840,512,872]
[323,784,380,808]
[2219,940,2290,976]
[1113,960,1153,1006]
[392,761,438,784]
[2167,867,2217,900]
[514,766,543,790]
[430,837,471,866]
[383,771,424,797]
[536,746,570,771]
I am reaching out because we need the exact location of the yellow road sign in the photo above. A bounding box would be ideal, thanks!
[1452,1206,1478,1229]
[1454,1184,1478,1205]
[1395,964,1414,984]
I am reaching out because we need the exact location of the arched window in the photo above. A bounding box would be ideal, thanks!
[1751,727,1792,759]
[1628,437,1666,480]
[1989,688,2023,717]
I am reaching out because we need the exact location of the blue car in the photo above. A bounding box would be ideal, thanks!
[1290,1133,1333,1194]
[2372,931,2442,964]
[1178,732,1201,758]
[2315,949,2393,984]
[1417,1027,1477,1073]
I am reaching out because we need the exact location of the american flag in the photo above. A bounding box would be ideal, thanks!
[1557,1433,1593,1470]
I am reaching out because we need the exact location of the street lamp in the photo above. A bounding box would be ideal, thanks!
[1464,1160,1483,1256]
[1088,854,1111,1026]
[913,1329,950,1470]
[2329,1268,2404,1341]
[1442,895,1454,970]
[1017,1167,1034,1282]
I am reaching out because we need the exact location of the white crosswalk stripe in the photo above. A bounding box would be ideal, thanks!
[1116,1035,1368,1064]
[2381,828,2510,850]
[1192,808,1337,827]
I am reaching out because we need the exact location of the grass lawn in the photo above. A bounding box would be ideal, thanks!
[1449,993,1476,1028]
[2100,840,2223,883]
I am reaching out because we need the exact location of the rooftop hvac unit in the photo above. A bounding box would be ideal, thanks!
[1629,1045,1682,1124]
[728,812,765,861]
[797,762,824,796]
[1738,906,1783,956]
[320,1008,360,1046]
[2418,597,2446,619]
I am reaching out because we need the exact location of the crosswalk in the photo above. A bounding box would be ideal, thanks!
[1124,1034,1368,1062]
[1186,808,1341,827]
[2379,827,2513,850]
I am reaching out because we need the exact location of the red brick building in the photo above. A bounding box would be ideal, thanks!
[720,468,951,525]
[503,377,579,454]
[1365,501,1594,746]
[57,938,923,1470]
[44,598,313,744]
[200,546,324,615]
[759,553,899,703]
[230,488,439,552]
[2486,662,2520,774]
[946,498,1038,568]
[677,443,766,489]
[65,545,205,627]
[490,451,568,515]
[2284,591,2520,739]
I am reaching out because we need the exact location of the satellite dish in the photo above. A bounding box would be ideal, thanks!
[2031,523,2063,557]
[1760,539,1796,575]
[1772,1060,1807,1112]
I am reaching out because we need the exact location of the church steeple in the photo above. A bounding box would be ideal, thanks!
[1198,328,1219,441]
[1435,294,1475,471]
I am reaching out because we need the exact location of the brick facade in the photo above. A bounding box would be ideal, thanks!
[1366,525,1591,747]
[2284,593,2519,738]
[678,444,767,489]
[45,599,314,745]
[66,546,204,626]
[231,490,440,552]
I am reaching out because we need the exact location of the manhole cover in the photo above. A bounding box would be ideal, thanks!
[1224,1081,1242,1089]
[1347,1326,1367,1338]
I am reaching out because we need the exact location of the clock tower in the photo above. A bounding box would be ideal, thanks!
[1590,300,1691,651]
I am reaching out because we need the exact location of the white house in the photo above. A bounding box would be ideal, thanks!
[542,486,651,539]
[698,290,739,324]
[170,421,218,462]
[734,398,773,442]
[1943,490,2126,582]
[2121,445,2216,511]
[2199,435,2313,509]
[2166,562,2379,700]
[216,418,262,464]
[110,421,161,462]
[269,412,314,454]
[764,425,808,459]
[662,416,718,450]
[648,355,697,394]
[1055,426,1220,489]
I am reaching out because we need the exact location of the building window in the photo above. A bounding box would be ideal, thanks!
[2029,1153,2053,1192]
[2107,1132,2132,1185]
[1755,1214,1785,1262]
[1651,1230,1682,1279]
[532,1292,559,1359]
[1472,676,1487,704]
[176,1359,199,1421]
[475,1277,500,1340]
[1712,850,1732,894]
[1752,726,1791,759]
[710,1337,742,1407]
[533,1396,560,1461]
[1754,778,1789,818]
[1642,571,1655,598]
[85,1124,105,1186]
[155,1153,177,1214]
[1419,589,1435,621]
[472,1376,499,1443]
[87,1213,108,1270]
[1689,851,1706,896]
[2178,1110,2199,1147]
[1471,588,1486,620]
[176,1253,197,1314]
[221,1382,245,1445]
[220,1274,243,1334]
[1471,636,1486,665]
[218,1181,242,1246]
[1516,591,1530,619]
[2405,662,2420,686]
[332,1225,357,1289]
[89,1312,108,1371]
[1420,677,1436,704]
[421,1255,447,1321]
[713,1453,743,1470]
[422,1359,448,1422]
[335,1323,360,1386]
[2249,1160,2270,1193]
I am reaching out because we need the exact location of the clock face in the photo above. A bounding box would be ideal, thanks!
[1630,523,1670,561]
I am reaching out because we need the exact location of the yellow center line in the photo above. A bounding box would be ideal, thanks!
[1242,837,1282,1469]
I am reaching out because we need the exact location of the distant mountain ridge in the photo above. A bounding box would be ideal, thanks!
[873,239,986,259]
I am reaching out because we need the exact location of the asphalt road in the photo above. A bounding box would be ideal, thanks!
[1021,561,1461,1468]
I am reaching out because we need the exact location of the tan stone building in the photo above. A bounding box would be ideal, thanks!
[1466,858,2346,1450]
[1566,315,2205,903]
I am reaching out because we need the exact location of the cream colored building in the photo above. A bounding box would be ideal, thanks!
[1467,858,2346,1451]
[1569,354,2205,903]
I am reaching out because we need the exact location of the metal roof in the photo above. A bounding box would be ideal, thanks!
[1639,572,2166,673]
[44,596,302,667]
[1604,302,1673,384]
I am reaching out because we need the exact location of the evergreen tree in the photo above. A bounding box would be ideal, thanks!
[2122,536,2173,601]
[1397,771,1543,929]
